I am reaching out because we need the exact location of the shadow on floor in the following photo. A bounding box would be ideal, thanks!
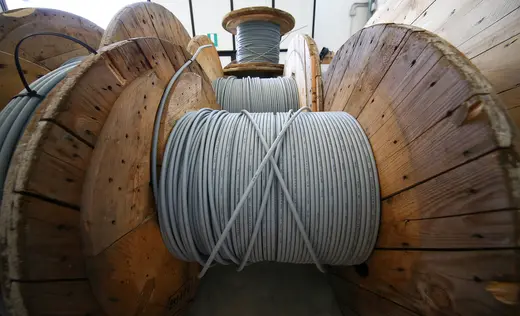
[186,263,343,316]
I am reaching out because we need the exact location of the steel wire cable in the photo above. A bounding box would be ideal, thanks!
[155,108,380,278]
[236,21,281,63]
[213,76,299,112]
[0,59,82,199]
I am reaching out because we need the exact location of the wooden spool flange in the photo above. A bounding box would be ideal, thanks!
[223,62,284,78]
[100,2,191,49]
[0,7,103,70]
[284,34,323,111]
[0,51,49,110]
[187,35,224,82]
[323,24,520,315]
[0,36,218,315]
[222,6,295,36]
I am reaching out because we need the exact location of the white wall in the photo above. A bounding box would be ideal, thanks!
[314,0,369,52]
[154,0,193,36]
[192,0,234,50]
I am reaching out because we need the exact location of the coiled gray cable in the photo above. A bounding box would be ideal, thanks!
[213,76,299,113]
[0,59,82,200]
[156,108,380,278]
[236,21,281,63]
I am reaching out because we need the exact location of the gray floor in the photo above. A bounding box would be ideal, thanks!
[186,263,344,316]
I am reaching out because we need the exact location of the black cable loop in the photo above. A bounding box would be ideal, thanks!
[14,32,97,96]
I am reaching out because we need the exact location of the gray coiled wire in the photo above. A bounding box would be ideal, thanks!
[213,76,299,113]
[156,108,380,278]
[236,20,281,63]
[0,59,82,199]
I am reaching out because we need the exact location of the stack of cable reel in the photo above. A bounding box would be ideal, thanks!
[0,2,517,316]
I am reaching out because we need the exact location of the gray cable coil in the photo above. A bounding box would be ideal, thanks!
[156,108,381,278]
[213,76,299,113]
[236,20,281,63]
[0,59,82,199]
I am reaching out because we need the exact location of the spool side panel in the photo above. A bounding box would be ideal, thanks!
[324,24,520,315]
[0,8,103,70]
[224,62,284,78]
[284,34,322,111]
[81,38,217,315]
[100,2,191,49]
[367,1,520,133]
[187,35,223,82]
[0,37,211,315]
[0,51,49,110]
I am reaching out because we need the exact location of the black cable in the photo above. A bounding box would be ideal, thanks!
[14,32,97,96]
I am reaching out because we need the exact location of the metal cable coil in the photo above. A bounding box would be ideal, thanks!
[236,20,281,63]
[0,60,82,199]
[156,108,381,278]
[213,76,299,113]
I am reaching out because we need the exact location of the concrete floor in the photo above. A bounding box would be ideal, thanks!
[186,263,343,316]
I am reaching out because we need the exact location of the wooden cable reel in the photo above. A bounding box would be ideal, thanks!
[100,2,191,49]
[0,36,218,315]
[222,6,293,78]
[3,3,517,316]
[283,34,322,112]
[0,7,103,70]
[324,24,519,315]
[0,8,103,109]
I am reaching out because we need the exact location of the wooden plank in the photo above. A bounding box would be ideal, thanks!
[366,0,433,26]
[376,94,511,197]
[471,33,520,94]
[357,31,442,137]
[322,32,359,103]
[377,150,519,249]
[328,274,418,316]
[507,106,520,128]
[458,6,520,58]
[1,194,86,280]
[335,250,520,315]
[412,0,519,48]
[86,218,199,316]
[7,281,104,315]
[0,51,48,110]
[499,86,520,110]
[14,121,92,207]
[342,25,414,117]
[187,35,224,82]
[325,25,385,112]
[378,209,518,249]
[369,55,488,162]
[100,2,190,49]
[81,71,164,256]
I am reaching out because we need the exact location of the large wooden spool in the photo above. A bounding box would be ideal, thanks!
[324,23,519,315]
[0,36,218,315]
[221,6,294,79]
[0,8,103,70]
[100,2,191,49]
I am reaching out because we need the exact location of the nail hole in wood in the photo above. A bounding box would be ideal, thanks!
[429,81,436,87]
